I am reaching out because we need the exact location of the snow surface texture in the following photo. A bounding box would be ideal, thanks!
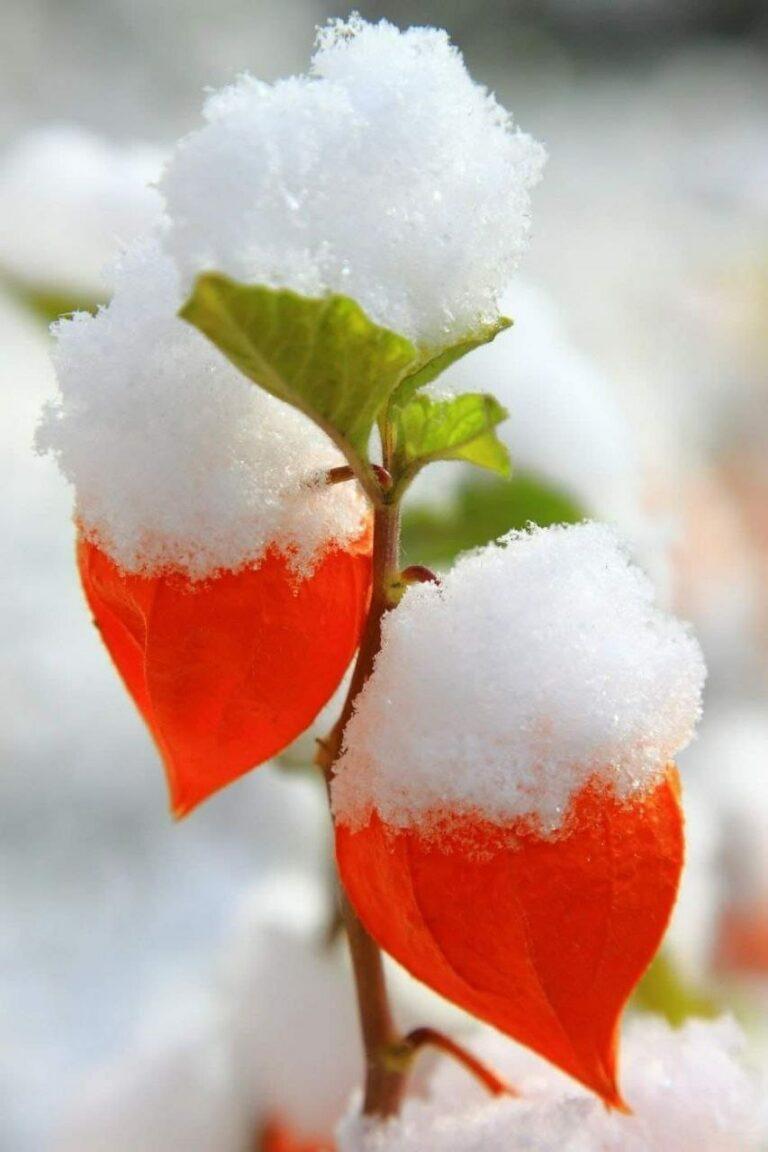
[0,126,164,296]
[36,240,367,579]
[161,15,545,347]
[333,523,705,832]
[337,1016,768,1152]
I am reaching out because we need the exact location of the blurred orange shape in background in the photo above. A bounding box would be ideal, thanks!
[260,1118,334,1152]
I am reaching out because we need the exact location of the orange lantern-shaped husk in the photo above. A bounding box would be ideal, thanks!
[336,768,684,1107]
[78,531,371,815]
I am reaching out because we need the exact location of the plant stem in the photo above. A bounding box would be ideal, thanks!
[318,496,405,1118]
[401,1028,517,1098]
[338,886,403,1117]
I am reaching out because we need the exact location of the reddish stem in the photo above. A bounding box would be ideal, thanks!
[322,463,393,493]
[404,1028,517,1098]
[318,499,405,1119]
[323,464,356,486]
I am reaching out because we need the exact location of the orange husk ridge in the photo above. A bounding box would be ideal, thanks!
[335,766,684,1108]
[77,524,372,815]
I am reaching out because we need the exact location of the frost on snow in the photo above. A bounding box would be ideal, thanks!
[36,241,367,579]
[336,1016,767,1152]
[332,523,705,833]
[161,15,545,347]
[0,126,164,295]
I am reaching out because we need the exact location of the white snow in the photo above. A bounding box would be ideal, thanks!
[52,991,242,1152]
[332,522,705,832]
[337,1016,767,1152]
[50,865,484,1152]
[405,279,674,598]
[431,280,643,523]
[160,15,545,348]
[686,705,768,907]
[0,125,164,296]
[53,873,359,1151]
[219,873,362,1141]
[36,240,367,579]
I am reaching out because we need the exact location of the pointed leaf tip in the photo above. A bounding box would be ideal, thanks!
[389,314,512,409]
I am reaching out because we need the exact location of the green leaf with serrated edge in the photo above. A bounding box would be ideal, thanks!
[392,391,511,482]
[388,315,512,411]
[632,951,720,1027]
[180,275,420,481]
[401,472,584,569]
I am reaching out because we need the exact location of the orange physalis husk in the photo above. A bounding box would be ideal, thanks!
[260,1118,334,1152]
[78,530,372,816]
[336,766,684,1108]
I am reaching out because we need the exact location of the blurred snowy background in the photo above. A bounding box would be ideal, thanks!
[2,1,768,1148]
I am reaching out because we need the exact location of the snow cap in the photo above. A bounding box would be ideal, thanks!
[332,522,705,833]
[161,15,545,347]
[36,240,367,579]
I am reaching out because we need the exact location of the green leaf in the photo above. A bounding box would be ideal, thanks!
[392,391,511,482]
[401,472,584,569]
[389,315,512,410]
[632,951,721,1027]
[0,266,102,324]
[180,274,419,482]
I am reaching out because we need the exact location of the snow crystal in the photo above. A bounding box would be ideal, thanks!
[336,1016,767,1152]
[160,15,545,347]
[0,125,164,296]
[332,522,705,832]
[36,240,367,579]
